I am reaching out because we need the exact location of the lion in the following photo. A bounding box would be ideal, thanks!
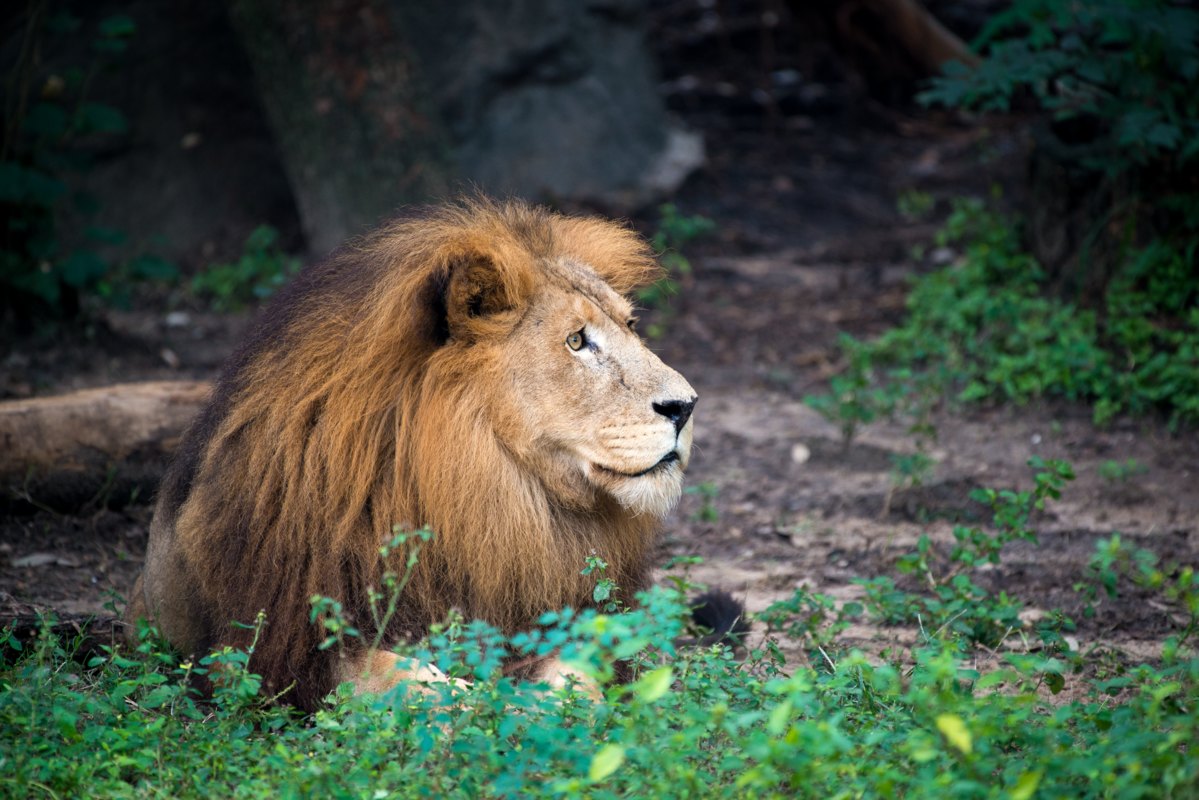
[128,197,720,710]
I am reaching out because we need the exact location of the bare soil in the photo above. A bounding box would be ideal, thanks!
[3,10,1196,669]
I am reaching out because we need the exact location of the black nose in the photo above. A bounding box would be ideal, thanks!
[653,396,697,434]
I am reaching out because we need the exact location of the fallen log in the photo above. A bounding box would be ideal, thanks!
[789,0,978,100]
[0,381,212,513]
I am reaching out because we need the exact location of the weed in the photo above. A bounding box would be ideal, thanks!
[897,189,935,221]
[882,450,937,518]
[581,553,620,612]
[639,204,715,337]
[4,466,1199,797]
[803,334,900,445]
[683,481,720,522]
[1098,458,1149,483]
[4,572,1196,797]
[1,8,177,324]
[191,224,300,311]
[861,457,1074,649]
[1078,534,1198,651]
[809,198,1199,429]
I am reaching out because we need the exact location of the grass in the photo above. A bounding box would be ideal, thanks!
[2,461,1197,798]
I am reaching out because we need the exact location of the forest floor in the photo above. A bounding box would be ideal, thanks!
[2,30,1196,676]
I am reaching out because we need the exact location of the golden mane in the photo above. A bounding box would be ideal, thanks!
[151,198,664,709]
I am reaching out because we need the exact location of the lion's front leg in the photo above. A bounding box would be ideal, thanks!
[526,655,603,700]
[335,650,469,697]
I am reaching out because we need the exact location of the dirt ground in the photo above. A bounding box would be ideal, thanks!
[3,9,1197,669]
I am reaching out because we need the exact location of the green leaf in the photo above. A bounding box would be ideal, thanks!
[245,224,280,252]
[935,713,973,755]
[99,14,136,37]
[588,743,625,782]
[78,103,128,135]
[85,226,126,245]
[767,699,793,735]
[141,686,177,709]
[60,250,107,287]
[129,254,178,281]
[1009,770,1043,800]
[633,666,672,703]
[0,162,66,206]
[23,103,69,138]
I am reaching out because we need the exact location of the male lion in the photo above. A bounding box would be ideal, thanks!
[128,197,714,710]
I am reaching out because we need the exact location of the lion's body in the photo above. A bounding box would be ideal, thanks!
[131,199,697,710]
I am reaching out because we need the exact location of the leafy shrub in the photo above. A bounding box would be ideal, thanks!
[895,0,1199,429]
[9,465,1199,796]
[861,457,1074,649]
[4,568,1197,796]
[1,10,177,324]
[808,199,1199,428]
[191,225,300,311]
[5,462,1199,798]
[921,0,1199,175]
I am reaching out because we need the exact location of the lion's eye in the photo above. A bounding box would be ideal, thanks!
[566,330,586,351]
[627,317,639,332]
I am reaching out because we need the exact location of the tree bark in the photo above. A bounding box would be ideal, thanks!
[227,0,449,257]
[226,0,701,257]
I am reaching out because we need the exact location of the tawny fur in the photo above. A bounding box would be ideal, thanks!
[131,198,696,710]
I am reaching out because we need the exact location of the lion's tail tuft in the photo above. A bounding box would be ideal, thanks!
[682,589,750,649]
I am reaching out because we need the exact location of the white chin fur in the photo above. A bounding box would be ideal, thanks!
[608,465,685,517]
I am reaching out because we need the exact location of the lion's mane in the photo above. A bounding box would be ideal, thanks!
[150,199,665,709]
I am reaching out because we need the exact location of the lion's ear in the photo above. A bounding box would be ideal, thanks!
[443,251,533,340]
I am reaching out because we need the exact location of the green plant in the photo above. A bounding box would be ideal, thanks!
[921,0,1199,176]
[683,481,720,522]
[1097,458,1149,483]
[8,456,1199,798]
[897,189,935,221]
[809,198,1199,427]
[905,2,1199,428]
[1078,534,1198,652]
[5,569,1198,798]
[581,553,621,613]
[758,586,863,660]
[639,204,715,336]
[803,333,906,445]
[861,458,1075,649]
[191,224,300,311]
[2,7,177,324]
[882,450,937,518]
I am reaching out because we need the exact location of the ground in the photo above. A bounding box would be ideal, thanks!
[2,20,1196,671]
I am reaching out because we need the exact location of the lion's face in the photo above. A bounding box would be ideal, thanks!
[489,257,696,518]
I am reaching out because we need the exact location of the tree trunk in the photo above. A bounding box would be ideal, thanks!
[227,0,449,257]
[226,0,701,257]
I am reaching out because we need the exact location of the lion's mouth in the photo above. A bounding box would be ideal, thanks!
[596,451,680,479]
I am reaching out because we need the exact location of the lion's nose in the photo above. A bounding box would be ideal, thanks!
[653,396,697,435]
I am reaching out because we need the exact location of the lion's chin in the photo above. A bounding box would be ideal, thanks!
[596,460,686,518]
